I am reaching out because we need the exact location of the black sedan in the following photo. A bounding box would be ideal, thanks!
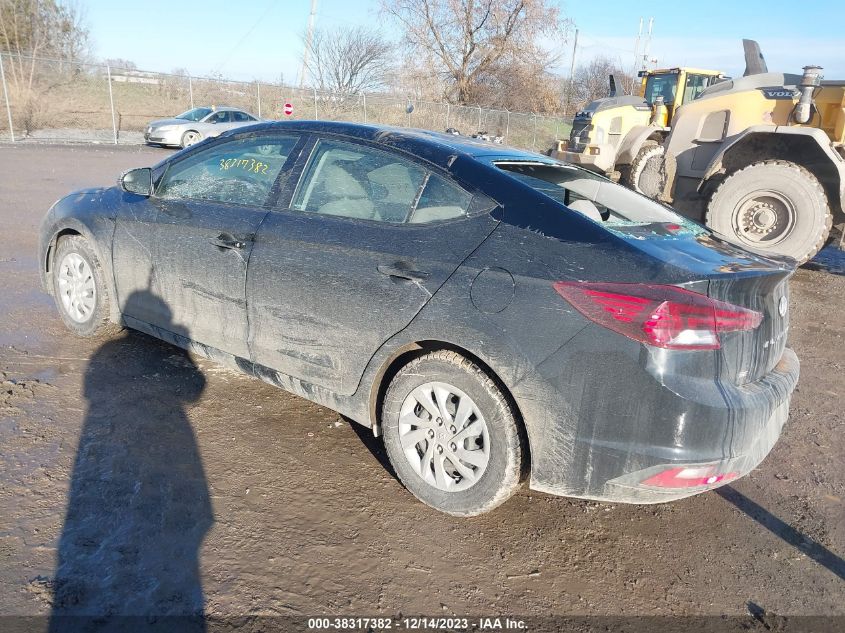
[38,121,799,515]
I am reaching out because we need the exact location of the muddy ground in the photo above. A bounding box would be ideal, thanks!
[0,143,843,628]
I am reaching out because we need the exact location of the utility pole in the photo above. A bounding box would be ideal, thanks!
[564,28,578,116]
[642,17,654,71]
[299,0,318,88]
[631,18,643,93]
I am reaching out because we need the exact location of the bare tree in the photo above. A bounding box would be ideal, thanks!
[382,0,568,106]
[471,54,561,113]
[571,56,635,111]
[302,26,393,94]
[0,0,89,134]
[0,0,89,88]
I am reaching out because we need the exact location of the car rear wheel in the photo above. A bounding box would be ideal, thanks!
[382,350,524,516]
[706,160,832,264]
[51,235,120,338]
[181,130,201,148]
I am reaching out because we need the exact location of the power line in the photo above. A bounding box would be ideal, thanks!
[211,0,277,76]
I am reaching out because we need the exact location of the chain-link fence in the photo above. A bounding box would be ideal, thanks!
[0,52,571,152]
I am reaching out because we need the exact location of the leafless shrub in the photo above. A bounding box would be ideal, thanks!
[303,26,393,94]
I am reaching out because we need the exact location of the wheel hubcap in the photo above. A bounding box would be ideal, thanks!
[735,193,795,245]
[57,252,96,323]
[397,382,490,492]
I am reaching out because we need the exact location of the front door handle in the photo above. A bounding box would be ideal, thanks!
[377,263,430,282]
[211,233,252,250]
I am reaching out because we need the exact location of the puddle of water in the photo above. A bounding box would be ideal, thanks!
[0,285,54,348]
[33,366,59,383]
[804,244,845,276]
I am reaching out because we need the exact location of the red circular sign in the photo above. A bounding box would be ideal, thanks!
[283,102,293,116]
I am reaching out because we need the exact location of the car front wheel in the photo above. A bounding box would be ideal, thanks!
[51,235,121,338]
[382,350,525,516]
[181,130,202,148]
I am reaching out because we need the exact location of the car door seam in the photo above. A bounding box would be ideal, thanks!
[347,217,503,397]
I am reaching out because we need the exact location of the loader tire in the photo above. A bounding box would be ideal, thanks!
[706,160,832,264]
[627,141,666,199]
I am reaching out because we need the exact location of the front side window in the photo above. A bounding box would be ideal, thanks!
[292,139,428,223]
[682,74,712,104]
[156,134,299,206]
[643,73,679,105]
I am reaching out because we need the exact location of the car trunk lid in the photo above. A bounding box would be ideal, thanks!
[612,227,794,385]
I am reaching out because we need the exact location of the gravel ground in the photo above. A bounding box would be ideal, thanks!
[0,143,843,630]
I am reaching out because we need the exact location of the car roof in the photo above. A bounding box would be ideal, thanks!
[225,120,548,164]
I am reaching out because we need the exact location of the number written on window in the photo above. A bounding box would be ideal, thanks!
[156,135,299,206]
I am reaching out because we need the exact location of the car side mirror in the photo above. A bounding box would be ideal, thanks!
[120,167,153,196]
[209,119,218,124]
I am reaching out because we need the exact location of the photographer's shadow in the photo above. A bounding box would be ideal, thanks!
[50,290,212,630]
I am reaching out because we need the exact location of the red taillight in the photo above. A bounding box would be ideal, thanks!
[641,466,739,489]
[553,282,762,350]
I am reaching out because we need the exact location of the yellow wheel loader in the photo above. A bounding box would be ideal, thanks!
[656,40,845,263]
[551,67,724,192]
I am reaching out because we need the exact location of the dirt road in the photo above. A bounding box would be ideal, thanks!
[1,144,843,627]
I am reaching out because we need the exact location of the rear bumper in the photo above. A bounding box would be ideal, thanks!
[524,333,799,503]
[601,390,792,503]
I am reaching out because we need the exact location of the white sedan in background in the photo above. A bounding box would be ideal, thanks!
[144,106,261,148]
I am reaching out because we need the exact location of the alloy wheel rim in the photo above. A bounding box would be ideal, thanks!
[57,252,96,323]
[398,381,490,492]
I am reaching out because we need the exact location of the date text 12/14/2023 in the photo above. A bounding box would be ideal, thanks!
[307,617,528,630]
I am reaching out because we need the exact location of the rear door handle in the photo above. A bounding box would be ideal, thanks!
[211,233,252,250]
[377,263,430,282]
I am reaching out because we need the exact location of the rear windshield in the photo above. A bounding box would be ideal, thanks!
[495,161,688,227]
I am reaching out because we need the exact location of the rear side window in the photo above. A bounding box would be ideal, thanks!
[156,134,299,206]
[408,174,472,223]
[292,139,427,223]
[207,110,231,123]
[291,139,476,224]
[233,111,255,122]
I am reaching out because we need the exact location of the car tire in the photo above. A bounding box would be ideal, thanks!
[381,350,525,516]
[181,130,202,148]
[51,235,121,338]
[627,140,666,198]
[706,160,832,263]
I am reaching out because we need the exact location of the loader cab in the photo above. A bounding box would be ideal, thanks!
[640,68,724,125]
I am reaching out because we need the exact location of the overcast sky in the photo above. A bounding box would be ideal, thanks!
[83,0,845,83]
